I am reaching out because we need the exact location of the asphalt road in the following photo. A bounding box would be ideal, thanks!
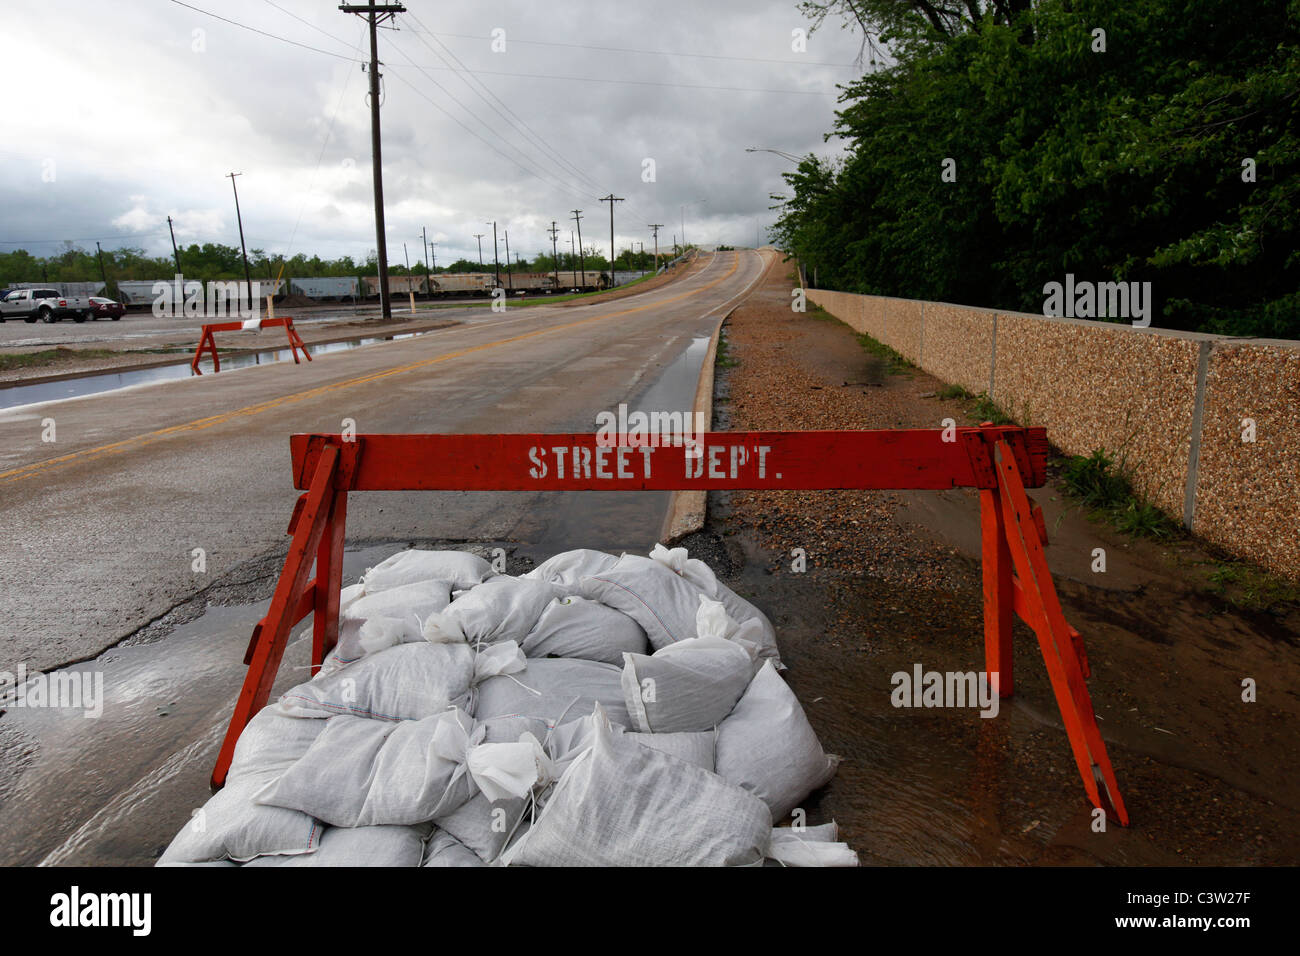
[1,249,771,676]
[0,248,774,865]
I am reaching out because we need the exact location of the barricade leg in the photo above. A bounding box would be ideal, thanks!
[210,444,340,789]
[981,488,1014,698]
[993,440,1129,825]
[311,487,347,673]
[191,328,220,375]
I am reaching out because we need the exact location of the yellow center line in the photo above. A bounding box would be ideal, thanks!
[1,253,743,484]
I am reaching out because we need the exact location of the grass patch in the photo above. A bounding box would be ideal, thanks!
[0,347,118,372]
[715,333,738,369]
[937,383,972,401]
[1058,448,1176,539]
[1206,561,1300,612]
[968,392,1012,425]
[855,332,915,376]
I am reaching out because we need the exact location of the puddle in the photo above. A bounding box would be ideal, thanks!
[0,330,444,413]
[0,544,409,867]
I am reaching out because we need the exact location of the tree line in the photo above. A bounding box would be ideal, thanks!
[775,0,1299,338]
[0,243,667,289]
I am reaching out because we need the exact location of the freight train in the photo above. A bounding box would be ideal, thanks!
[4,270,608,311]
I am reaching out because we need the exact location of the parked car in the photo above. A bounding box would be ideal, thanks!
[88,296,125,320]
[0,287,93,323]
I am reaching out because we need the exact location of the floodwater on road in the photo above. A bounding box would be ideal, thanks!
[0,329,448,413]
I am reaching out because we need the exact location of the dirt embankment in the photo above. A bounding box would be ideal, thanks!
[689,260,1299,865]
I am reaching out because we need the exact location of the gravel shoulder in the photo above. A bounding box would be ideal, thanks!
[694,259,1299,865]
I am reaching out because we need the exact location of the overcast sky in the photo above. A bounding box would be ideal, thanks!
[5,0,866,269]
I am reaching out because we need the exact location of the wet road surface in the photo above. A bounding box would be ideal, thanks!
[0,249,771,865]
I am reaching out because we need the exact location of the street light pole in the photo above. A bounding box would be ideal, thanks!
[680,198,706,250]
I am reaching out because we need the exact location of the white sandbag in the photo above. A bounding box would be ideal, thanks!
[157,775,323,865]
[715,661,838,820]
[650,543,720,597]
[435,715,550,863]
[423,578,564,645]
[329,579,454,666]
[472,657,631,728]
[626,730,716,772]
[542,713,715,772]
[523,548,618,589]
[226,701,330,782]
[279,642,475,721]
[521,595,649,665]
[621,636,756,733]
[339,582,364,614]
[422,829,487,867]
[649,544,779,667]
[502,708,771,867]
[712,579,781,666]
[243,824,428,867]
[767,822,859,867]
[255,709,477,828]
[472,640,528,684]
[467,731,553,802]
[361,549,493,594]
[577,554,704,650]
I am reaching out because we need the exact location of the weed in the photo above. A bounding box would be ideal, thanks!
[715,334,738,369]
[970,392,1013,425]
[1208,561,1300,612]
[1058,448,1175,539]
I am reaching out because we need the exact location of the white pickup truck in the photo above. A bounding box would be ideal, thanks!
[0,287,94,323]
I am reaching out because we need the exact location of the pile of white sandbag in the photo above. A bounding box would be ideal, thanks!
[159,546,856,867]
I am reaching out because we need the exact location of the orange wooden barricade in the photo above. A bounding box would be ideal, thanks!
[191,317,310,375]
[211,424,1128,826]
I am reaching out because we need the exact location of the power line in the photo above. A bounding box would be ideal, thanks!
[173,2,832,96]
[383,56,600,209]
[402,10,658,226]
[385,33,600,205]
[401,10,605,196]
[167,0,358,61]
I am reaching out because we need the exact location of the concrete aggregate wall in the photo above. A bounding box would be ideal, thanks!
[807,289,1300,580]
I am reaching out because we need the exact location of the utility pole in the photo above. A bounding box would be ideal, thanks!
[504,229,513,291]
[572,210,586,288]
[548,221,560,289]
[225,172,253,302]
[422,227,432,295]
[473,233,485,269]
[340,1,406,319]
[491,221,500,288]
[599,194,624,288]
[649,224,663,273]
[638,241,645,276]
[94,241,109,289]
[166,216,183,279]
